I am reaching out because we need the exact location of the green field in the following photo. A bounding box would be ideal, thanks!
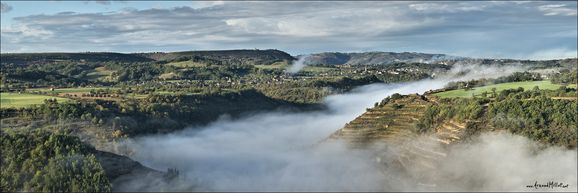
[85,67,115,81]
[302,66,336,73]
[0,93,72,108]
[433,81,577,98]
[254,64,287,70]
[255,64,335,73]
[158,72,179,80]
[165,60,207,68]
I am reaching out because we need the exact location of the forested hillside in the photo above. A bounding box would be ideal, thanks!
[138,49,294,65]
[0,130,110,192]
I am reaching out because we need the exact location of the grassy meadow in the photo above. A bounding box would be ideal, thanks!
[1,92,72,108]
[433,81,577,98]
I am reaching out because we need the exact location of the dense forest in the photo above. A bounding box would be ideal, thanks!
[0,130,111,192]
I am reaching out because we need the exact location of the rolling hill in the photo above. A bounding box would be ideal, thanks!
[1,49,295,66]
[138,49,295,65]
[0,52,154,65]
[304,52,458,66]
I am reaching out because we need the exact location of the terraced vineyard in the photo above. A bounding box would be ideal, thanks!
[330,95,429,145]
[329,94,470,187]
[331,95,428,140]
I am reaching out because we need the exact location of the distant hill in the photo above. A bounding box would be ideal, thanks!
[440,57,577,69]
[138,49,295,65]
[304,52,460,66]
[0,52,154,65]
[302,51,577,69]
[1,49,295,66]
[2,50,574,68]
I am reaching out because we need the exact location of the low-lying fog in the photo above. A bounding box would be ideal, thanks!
[117,64,577,192]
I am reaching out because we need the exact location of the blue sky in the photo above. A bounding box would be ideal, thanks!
[1,1,576,60]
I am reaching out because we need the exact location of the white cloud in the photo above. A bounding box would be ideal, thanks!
[223,6,438,38]
[408,3,485,13]
[1,24,53,38]
[538,4,577,16]
[194,0,224,8]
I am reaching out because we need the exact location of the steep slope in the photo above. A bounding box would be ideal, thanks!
[328,94,471,147]
[328,94,469,186]
[94,150,178,192]
[329,94,430,145]
[328,84,577,189]
[93,150,161,182]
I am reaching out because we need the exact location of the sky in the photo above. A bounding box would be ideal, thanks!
[0,1,577,59]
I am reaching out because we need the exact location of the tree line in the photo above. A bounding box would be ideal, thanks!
[417,87,577,147]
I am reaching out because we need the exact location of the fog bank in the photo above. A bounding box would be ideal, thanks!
[116,64,576,192]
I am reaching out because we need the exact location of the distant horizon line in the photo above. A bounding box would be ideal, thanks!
[1,49,577,61]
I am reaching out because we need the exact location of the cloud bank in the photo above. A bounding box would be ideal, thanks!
[1,1,576,59]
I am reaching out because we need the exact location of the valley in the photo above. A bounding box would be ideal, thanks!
[1,1,577,192]
[1,50,576,192]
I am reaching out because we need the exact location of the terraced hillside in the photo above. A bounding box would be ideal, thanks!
[329,94,430,145]
[328,82,577,190]
[329,94,467,145]
[328,94,471,186]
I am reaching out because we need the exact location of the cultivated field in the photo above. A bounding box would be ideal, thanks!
[165,60,207,68]
[433,80,577,98]
[85,67,115,82]
[254,63,336,73]
[0,92,72,108]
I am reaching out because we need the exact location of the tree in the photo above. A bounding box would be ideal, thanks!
[491,87,497,98]
[30,154,111,193]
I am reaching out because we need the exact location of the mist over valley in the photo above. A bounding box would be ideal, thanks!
[1,1,577,192]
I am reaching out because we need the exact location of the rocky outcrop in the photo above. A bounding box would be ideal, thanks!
[93,150,166,192]
[93,150,161,180]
